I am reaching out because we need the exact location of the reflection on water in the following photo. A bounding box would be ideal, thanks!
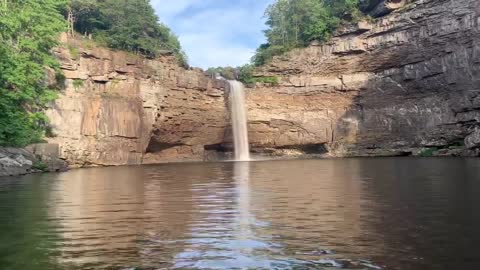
[0,158,480,269]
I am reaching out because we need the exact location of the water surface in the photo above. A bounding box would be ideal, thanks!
[0,158,479,269]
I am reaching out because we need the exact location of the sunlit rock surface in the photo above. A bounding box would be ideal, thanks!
[47,0,480,166]
[47,37,227,166]
[251,0,480,157]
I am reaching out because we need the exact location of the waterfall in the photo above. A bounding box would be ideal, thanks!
[228,80,250,161]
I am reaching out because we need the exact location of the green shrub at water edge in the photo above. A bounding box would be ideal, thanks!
[418,148,438,157]
[32,161,49,172]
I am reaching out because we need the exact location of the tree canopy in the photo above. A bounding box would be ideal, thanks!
[0,0,186,147]
[68,0,187,66]
[207,0,363,84]
[253,0,361,66]
[0,0,67,146]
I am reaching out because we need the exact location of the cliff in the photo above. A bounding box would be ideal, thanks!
[47,35,227,167]
[46,0,480,168]
[249,0,480,157]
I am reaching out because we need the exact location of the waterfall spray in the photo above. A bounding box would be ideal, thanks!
[228,80,250,161]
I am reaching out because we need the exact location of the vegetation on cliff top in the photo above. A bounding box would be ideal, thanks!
[207,0,362,84]
[253,0,361,66]
[0,0,185,147]
[66,0,187,66]
[0,0,66,147]
[206,65,279,86]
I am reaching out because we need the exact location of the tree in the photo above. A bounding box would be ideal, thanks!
[66,0,101,37]
[68,0,187,66]
[253,0,361,66]
[0,0,67,146]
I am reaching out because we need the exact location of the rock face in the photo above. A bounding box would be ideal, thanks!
[47,0,480,165]
[251,0,480,157]
[360,0,408,17]
[0,148,35,177]
[0,144,67,177]
[47,36,227,166]
[25,144,69,173]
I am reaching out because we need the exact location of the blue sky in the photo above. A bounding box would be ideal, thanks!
[151,0,273,69]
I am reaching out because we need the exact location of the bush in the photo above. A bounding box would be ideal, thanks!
[72,79,84,90]
[418,148,438,157]
[32,161,49,172]
[238,65,279,85]
[206,64,279,86]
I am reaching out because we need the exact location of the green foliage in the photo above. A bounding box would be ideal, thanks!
[206,67,237,80]
[72,79,84,89]
[418,147,438,157]
[253,0,361,66]
[237,64,279,85]
[55,72,67,90]
[0,0,67,147]
[206,64,279,86]
[32,161,49,172]
[250,76,280,85]
[69,0,188,66]
[68,44,80,59]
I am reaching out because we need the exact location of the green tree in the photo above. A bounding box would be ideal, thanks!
[0,0,67,146]
[69,0,188,66]
[67,0,103,36]
[253,0,361,66]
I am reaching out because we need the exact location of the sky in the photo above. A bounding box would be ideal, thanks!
[151,0,273,69]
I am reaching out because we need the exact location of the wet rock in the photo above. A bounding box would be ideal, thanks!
[465,129,480,149]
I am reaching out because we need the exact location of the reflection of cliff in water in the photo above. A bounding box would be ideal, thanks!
[48,165,201,268]
[3,159,478,269]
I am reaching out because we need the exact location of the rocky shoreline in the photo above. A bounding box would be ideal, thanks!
[0,144,68,177]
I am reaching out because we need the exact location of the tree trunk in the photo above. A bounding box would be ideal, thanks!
[67,7,75,37]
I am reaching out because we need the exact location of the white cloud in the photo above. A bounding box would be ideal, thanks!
[180,33,255,68]
[151,0,272,69]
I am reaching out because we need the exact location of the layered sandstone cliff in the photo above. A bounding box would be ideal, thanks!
[47,0,480,167]
[47,36,227,167]
[249,0,480,157]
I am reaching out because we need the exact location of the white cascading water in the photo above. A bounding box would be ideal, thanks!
[228,80,250,161]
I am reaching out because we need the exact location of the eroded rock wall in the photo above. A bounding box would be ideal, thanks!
[249,0,480,157]
[48,0,480,165]
[47,36,227,166]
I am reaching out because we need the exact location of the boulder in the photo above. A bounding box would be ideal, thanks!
[0,148,35,177]
[25,143,69,173]
[465,129,480,149]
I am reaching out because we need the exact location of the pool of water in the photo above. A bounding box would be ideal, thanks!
[0,158,479,269]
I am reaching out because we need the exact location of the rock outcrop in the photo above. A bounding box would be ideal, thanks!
[0,148,36,177]
[360,0,408,18]
[0,144,67,177]
[251,0,480,157]
[46,0,480,166]
[46,36,227,167]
